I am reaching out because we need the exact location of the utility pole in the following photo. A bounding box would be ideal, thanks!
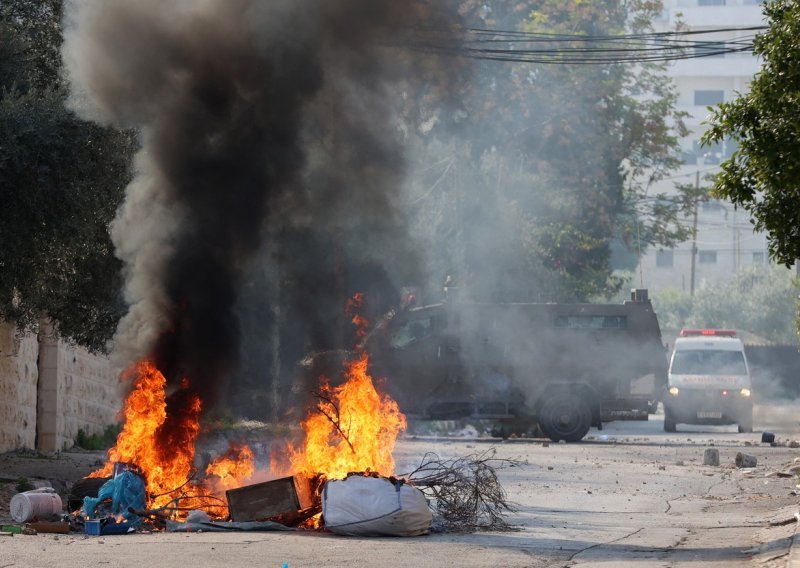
[689,170,699,297]
[732,206,738,274]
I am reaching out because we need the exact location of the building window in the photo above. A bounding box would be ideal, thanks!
[681,150,697,165]
[698,0,725,5]
[699,251,717,264]
[752,252,766,265]
[701,199,724,212]
[694,138,723,164]
[694,90,725,106]
[656,249,674,268]
[692,139,724,164]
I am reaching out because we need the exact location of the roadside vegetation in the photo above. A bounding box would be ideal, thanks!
[652,266,799,344]
[73,424,122,451]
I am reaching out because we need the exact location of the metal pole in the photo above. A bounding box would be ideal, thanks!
[690,171,699,297]
[732,206,738,273]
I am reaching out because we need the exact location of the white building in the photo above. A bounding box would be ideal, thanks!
[635,0,771,292]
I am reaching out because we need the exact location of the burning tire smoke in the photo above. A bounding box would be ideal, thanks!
[62,0,459,413]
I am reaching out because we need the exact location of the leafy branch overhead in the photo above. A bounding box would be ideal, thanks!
[702,0,800,267]
[0,0,136,350]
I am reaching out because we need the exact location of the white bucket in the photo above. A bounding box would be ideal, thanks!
[9,489,63,522]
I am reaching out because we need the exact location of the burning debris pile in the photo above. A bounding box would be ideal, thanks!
[68,325,402,531]
[51,298,516,535]
[56,296,429,535]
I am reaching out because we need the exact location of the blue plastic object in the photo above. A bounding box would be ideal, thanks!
[100,521,136,535]
[82,471,146,525]
[84,518,136,536]
[84,520,102,535]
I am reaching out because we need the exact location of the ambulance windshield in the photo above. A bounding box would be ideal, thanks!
[671,350,747,375]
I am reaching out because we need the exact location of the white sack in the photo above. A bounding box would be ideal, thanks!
[322,475,431,536]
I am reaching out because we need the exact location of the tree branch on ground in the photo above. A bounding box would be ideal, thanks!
[404,449,522,532]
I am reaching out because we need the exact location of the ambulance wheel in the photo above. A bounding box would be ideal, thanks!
[663,408,677,432]
[738,410,753,433]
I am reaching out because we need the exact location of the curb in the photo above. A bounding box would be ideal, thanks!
[788,523,800,568]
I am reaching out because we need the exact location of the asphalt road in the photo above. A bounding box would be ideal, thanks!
[3,405,800,568]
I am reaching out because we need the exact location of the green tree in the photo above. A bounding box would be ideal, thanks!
[0,0,63,88]
[409,0,690,302]
[702,0,800,268]
[652,267,798,344]
[0,0,136,350]
[650,288,693,331]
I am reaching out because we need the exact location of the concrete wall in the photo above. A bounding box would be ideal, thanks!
[0,321,122,453]
[0,322,39,452]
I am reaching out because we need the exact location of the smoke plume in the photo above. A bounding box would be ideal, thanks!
[62,0,460,412]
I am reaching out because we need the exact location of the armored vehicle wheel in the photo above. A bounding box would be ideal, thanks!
[538,392,591,442]
[663,408,677,432]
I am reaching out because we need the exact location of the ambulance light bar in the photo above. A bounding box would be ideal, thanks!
[679,329,737,337]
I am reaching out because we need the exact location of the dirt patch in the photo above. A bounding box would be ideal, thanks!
[0,481,16,523]
[0,450,106,523]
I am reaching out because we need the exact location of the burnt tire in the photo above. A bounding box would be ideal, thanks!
[663,408,677,432]
[538,393,592,442]
[67,476,110,513]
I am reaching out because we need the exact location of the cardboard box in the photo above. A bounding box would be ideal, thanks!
[226,475,313,522]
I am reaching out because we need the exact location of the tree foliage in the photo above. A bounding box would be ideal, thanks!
[408,0,690,302]
[0,0,135,350]
[702,0,800,268]
[651,267,799,344]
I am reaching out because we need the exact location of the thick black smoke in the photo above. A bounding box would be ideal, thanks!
[63,0,460,412]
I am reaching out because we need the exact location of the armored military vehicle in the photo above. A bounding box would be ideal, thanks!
[360,289,667,442]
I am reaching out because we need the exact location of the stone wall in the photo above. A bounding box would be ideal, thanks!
[0,323,39,452]
[0,321,122,453]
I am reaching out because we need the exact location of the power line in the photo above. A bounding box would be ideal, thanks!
[405,26,766,65]
[460,25,768,41]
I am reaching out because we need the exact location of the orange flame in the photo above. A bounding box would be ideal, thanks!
[346,292,369,340]
[90,361,167,480]
[205,443,255,491]
[91,361,252,515]
[351,314,369,339]
[290,352,406,480]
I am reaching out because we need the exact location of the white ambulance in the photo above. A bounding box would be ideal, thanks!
[663,329,753,433]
